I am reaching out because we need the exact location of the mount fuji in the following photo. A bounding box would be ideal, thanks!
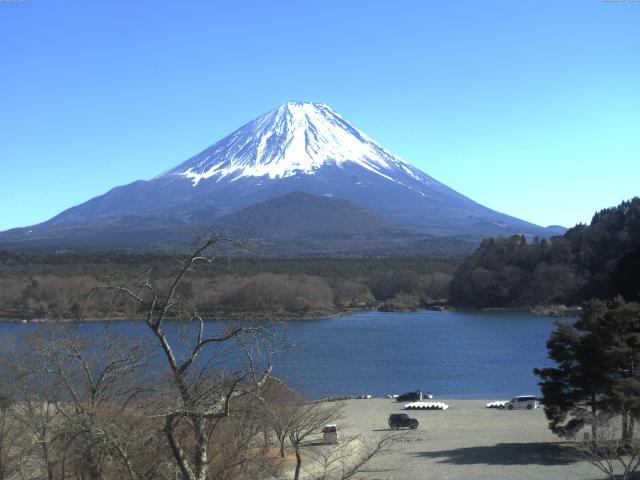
[0,102,563,253]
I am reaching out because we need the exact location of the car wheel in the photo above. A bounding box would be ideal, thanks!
[410,424,418,430]
[527,404,533,410]
[508,405,514,410]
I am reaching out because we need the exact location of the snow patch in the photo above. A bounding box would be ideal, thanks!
[160,102,437,195]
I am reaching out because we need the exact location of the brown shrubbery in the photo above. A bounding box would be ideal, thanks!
[0,329,291,480]
[216,274,335,314]
[0,254,456,320]
[0,241,399,480]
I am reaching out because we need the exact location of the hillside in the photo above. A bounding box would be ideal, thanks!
[213,191,404,238]
[449,197,640,308]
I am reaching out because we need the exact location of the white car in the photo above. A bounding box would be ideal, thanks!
[505,395,539,410]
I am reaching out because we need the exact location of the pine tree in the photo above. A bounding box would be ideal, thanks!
[535,298,640,440]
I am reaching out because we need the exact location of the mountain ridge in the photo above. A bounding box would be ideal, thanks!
[0,102,565,253]
[213,191,405,238]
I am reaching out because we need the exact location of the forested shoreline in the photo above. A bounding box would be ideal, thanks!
[2,197,639,322]
[450,198,640,309]
[0,254,457,321]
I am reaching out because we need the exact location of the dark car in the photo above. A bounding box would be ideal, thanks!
[396,390,430,402]
[388,413,419,430]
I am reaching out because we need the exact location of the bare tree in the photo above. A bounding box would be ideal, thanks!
[306,431,401,480]
[42,331,155,480]
[12,386,59,480]
[87,238,281,480]
[79,335,151,476]
[286,401,342,480]
[0,237,397,480]
[573,412,640,480]
[204,398,281,480]
[0,389,23,480]
[0,336,62,480]
[260,378,299,458]
[0,328,165,480]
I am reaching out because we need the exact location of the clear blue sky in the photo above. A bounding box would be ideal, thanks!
[1,0,639,231]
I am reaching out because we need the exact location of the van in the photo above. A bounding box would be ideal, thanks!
[322,424,339,444]
[505,395,538,410]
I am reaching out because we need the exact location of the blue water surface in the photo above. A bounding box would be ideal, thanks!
[0,310,564,399]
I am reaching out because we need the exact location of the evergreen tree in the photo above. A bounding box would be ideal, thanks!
[535,298,640,440]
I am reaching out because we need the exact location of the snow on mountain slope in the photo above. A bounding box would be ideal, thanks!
[160,102,438,194]
[0,101,563,251]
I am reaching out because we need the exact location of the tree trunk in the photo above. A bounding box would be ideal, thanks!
[293,447,302,480]
[591,393,598,440]
[624,413,635,447]
[193,416,208,480]
[41,442,54,480]
[87,460,101,480]
[622,411,630,444]
[164,418,196,480]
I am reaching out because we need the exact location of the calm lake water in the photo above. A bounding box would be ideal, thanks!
[0,310,565,399]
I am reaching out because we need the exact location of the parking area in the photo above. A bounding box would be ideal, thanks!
[334,398,602,480]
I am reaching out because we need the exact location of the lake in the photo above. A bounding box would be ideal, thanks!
[273,310,563,399]
[0,310,565,400]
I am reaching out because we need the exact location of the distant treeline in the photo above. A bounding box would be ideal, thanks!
[449,197,640,308]
[4,198,639,319]
[0,253,457,320]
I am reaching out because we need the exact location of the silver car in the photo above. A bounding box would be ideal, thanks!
[505,395,539,410]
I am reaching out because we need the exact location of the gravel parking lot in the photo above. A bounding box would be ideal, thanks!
[330,398,603,480]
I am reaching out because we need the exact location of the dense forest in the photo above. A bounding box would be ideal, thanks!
[449,197,640,308]
[0,253,457,320]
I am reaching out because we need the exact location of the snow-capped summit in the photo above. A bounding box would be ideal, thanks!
[0,102,563,251]
[161,102,433,191]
